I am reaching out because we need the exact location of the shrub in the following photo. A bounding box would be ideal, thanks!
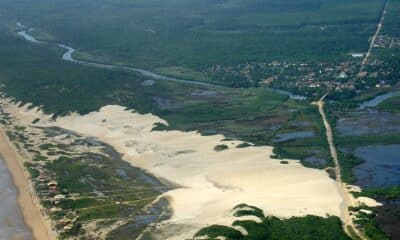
[214,144,228,152]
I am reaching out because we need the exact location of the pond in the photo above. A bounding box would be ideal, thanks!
[353,144,400,188]
[336,111,400,136]
[274,131,315,143]
[359,91,399,109]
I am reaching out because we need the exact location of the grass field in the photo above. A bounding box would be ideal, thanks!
[376,94,400,113]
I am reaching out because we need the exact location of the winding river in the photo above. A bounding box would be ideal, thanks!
[17,25,306,100]
[17,28,41,43]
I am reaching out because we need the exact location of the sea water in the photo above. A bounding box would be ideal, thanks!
[0,158,32,240]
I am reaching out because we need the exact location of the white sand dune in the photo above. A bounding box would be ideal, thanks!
[3,103,346,239]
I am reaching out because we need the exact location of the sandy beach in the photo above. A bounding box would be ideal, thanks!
[0,127,55,240]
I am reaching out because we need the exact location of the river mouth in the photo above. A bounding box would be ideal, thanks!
[0,158,32,240]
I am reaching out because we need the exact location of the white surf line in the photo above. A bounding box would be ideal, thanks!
[16,24,307,100]
[359,0,390,73]
[315,94,368,240]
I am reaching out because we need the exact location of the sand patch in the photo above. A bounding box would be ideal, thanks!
[2,103,344,239]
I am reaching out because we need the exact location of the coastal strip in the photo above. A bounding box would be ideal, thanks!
[0,127,55,240]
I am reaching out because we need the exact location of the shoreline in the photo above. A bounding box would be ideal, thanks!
[0,126,55,240]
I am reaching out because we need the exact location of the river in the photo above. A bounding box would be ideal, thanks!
[17,29,41,44]
[17,25,306,101]
[0,158,32,240]
[359,91,399,109]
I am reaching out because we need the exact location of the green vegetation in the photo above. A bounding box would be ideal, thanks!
[0,29,331,164]
[33,155,48,162]
[24,162,40,178]
[39,143,56,151]
[272,104,332,168]
[376,94,400,113]
[236,142,252,148]
[353,211,389,240]
[327,91,400,239]
[14,125,26,131]
[0,0,387,87]
[196,225,244,240]
[337,152,364,184]
[195,204,350,240]
[214,144,229,152]
[347,226,362,240]
[353,186,400,201]
[19,127,169,239]
[336,134,400,147]
[233,204,265,219]
[0,0,398,238]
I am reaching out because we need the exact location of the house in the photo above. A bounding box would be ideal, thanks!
[50,207,62,213]
[59,218,71,225]
[309,83,321,88]
[351,53,364,58]
[338,72,348,79]
[37,174,48,182]
[54,194,66,201]
[49,185,58,193]
[358,71,367,78]
[47,180,58,187]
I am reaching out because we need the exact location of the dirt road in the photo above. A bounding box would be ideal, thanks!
[315,95,367,240]
[360,0,390,72]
